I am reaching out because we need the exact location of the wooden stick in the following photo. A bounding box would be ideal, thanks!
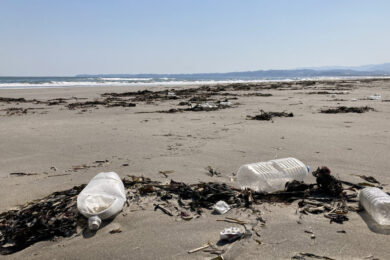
[188,243,210,254]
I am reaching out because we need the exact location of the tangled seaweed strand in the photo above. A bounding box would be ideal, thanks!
[0,185,85,255]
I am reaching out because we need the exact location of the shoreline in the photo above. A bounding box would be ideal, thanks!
[1,75,390,90]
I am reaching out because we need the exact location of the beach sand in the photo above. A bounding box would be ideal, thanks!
[1,79,389,259]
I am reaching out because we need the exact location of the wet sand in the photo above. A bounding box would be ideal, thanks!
[1,78,389,259]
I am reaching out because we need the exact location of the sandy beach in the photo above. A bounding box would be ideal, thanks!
[1,78,389,259]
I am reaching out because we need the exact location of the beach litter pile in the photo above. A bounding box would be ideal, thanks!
[1,163,385,256]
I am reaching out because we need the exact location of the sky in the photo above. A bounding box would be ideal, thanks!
[0,0,389,76]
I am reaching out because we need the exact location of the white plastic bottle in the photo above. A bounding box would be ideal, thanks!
[77,172,126,230]
[237,157,309,193]
[359,187,390,226]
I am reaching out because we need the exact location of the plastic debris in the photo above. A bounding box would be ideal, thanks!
[213,201,230,214]
[368,93,381,100]
[237,157,309,192]
[359,187,390,225]
[77,172,126,230]
[220,227,244,241]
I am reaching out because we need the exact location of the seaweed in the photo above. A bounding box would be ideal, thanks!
[66,98,136,109]
[320,106,374,114]
[312,167,343,197]
[0,185,85,255]
[247,110,294,121]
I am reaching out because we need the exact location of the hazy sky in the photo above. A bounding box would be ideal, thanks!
[1,0,389,76]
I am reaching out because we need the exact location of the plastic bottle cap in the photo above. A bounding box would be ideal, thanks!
[306,165,310,173]
[88,216,101,230]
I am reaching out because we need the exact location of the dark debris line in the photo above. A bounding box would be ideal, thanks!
[0,167,378,255]
[247,110,294,121]
[320,106,374,114]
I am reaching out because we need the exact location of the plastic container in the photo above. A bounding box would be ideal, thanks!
[77,172,126,230]
[237,157,309,193]
[359,187,390,226]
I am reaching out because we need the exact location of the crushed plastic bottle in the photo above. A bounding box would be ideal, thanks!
[237,157,310,193]
[77,172,126,230]
[359,187,390,226]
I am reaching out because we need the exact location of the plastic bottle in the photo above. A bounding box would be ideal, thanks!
[237,157,310,193]
[359,187,390,226]
[77,172,126,230]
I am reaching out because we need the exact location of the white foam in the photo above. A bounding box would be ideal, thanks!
[1,76,389,90]
[99,77,152,81]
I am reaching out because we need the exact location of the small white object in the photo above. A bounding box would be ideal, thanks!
[351,98,358,102]
[77,172,126,230]
[167,92,176,97]
[237,157,309,193]
[220,227,243,241]
[359,187,390,226]
[219,101,232,107]
[200,102,218,109]
[213,201,230,214]
[368,93,381,100]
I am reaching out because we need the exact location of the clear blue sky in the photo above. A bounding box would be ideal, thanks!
[0,0,389,76]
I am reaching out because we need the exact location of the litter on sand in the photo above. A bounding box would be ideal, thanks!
[0,165,376,255]
[213,201,231,215]
[219,227,244,242]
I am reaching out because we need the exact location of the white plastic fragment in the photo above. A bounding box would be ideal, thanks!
[213,201,231,214]
[220,227,244,241]
[368,93,381,100]
[200,102,218,109]
[219,101,232,107]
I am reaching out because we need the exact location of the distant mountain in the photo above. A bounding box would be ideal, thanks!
[354,63,390,72]
[302,63,390,72]
[77,63,390,79]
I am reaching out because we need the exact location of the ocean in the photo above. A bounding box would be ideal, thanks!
[0,75,385,90]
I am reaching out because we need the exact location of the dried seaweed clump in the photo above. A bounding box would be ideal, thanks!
[320,106,374,114]
[247,110,293,121]
[0,185,85,255]
[312,167,343,197]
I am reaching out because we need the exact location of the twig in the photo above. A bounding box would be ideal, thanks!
[153,204,173,216]
[188,242,210,254]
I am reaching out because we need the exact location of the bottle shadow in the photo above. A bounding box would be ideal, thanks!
[358,211,390,235]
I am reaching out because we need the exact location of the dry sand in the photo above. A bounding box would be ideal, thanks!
[0,78,389,259]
